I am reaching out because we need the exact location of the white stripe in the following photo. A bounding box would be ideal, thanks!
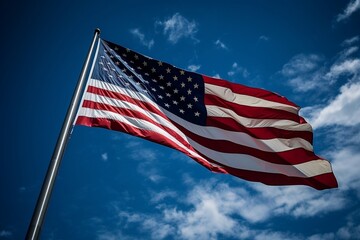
[205,83,299,114]
[206,105,312,132]
[164,109,313,152]
[188,139,333,178]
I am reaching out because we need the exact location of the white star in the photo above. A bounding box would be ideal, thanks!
[180,96,185,101]
[187,89,192,95]
[166,67,171,73]
[151,68,156,73]
[173,75,178,81]
[151,88,156,92]
[159,75,164,80]
[179,109,185,114]
[173,89,179,94]
[158,61,163,66]
[165,103,170,108]
[158,95,163,99]
[180,70,185,75]
[126,48,130,52]
[194,96,198,102]
[181,82,186,88]
[194,111,200,117]
[166,93,171,97]
[187,76,192,82]
[166,82,172,86]
[134,54,139,59]
[194,83,199,89]
[187,103,193,108]
[143,61,148,66]
[173,100,178,105]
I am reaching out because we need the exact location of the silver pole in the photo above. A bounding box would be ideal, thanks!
[26,28,100,240]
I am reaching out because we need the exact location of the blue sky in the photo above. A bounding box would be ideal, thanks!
[1,0,360,239]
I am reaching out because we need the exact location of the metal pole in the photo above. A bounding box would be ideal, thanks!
[26,28,100,240]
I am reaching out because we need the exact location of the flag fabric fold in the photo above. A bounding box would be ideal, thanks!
[75,38,338,190]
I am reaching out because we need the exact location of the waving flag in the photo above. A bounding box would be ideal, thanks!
[76,39,338,190]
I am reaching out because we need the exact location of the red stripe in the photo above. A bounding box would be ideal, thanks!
[172,121,319,165]
[205,93,302,122]
[223,166,338,190]
[206,117,313,143]
[203,75,299,108]
[81,100,194,153]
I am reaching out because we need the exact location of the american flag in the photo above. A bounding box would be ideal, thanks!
[75,39,338,190]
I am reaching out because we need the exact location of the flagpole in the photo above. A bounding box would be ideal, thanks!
[26,28,100,240]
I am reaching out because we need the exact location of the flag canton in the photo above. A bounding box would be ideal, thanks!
[92,40,207,125]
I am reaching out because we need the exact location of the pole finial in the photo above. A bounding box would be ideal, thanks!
[95,28,101,35]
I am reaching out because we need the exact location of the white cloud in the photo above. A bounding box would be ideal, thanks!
[150,190,177,203]
[336,0,360,22]
[280,54,325,92]
[306,82,360,128]
[101,152,108,161]
[156,13,198,44]
[187,64,201,72]
[227,62,249,78]
[280,54,328,92]
[331,148,360,194]
[214,39,228,50]
[281,54,322,77]
[212,73,221,79]
[259,35,269,41]
[128,146,165,183]
[325,59,360,81]
[0,230,12,238]
[342,36,359,46]
[130,28,154,49]
[339,46,359,60]
[103,178,351,240]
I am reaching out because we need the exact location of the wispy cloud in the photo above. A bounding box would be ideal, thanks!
[212,73,221,79]
[227,62,249,78]
[214,39,228,50]
[341,36,359,46]
[125,140,165,183]
[149,189,177,203]
[101,152,108,161]
[187,64,201,72]
[156,13,198,44]
[336,0,360,22]
[259,35,270,41]
[0,230,12,238]
[303,82,360,129]
[281,41,360,92]
[130,28,154,49]
[325,59,360,81]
